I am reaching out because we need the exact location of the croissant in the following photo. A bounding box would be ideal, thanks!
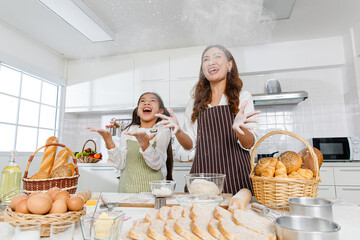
[255,157,274,176]
[275,160,287,177]
[288,171,305,179]
[296,168,314,180]
[260,158,278,177]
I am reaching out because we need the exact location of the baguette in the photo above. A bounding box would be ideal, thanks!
[39,136,58,174]
[228,188,252,213]
[50,149,70,173]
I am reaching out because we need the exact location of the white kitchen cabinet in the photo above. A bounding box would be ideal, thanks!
[317,186,336,199]
[134,80,170,106]
[169,48,201,80]
[173,167,191,192]
[335,186,360,203]
[134,53,169,83]
[334,167,360,185]
[65,81,92,110]
[319,167,335,185]
[78,166,118,192]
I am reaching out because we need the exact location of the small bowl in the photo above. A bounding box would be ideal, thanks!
[176,194,223,208]
[184,173,225,195]
[149,180,176,197]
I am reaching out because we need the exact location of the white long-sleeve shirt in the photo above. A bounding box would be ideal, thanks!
[182,90,257,151]
[107,125,171,178]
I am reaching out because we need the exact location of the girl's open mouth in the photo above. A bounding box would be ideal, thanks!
[143,107,152,114]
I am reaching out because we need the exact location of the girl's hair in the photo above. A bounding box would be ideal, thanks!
[124,92,173,180]
[191,44,243,122]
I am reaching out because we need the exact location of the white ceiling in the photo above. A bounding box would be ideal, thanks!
[0,0,359,60]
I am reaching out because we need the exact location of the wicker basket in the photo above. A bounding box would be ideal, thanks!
[4,207,86,237]
[22,143,80,194]
[250,130,321,208]
[77,139,101,163]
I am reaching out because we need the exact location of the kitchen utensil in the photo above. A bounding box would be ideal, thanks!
[266,79,282,94]
[184,173,225,195]
[100,202,119,212]
[275,215,340,240]
[288,197,333,221]
[251,202,288,221]
[176,194,223,208]
[149,180,176,197]
[89,191,102,234]
[0,189,19,207]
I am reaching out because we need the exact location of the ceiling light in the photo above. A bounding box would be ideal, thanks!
[39,0,115,42]
[261,0,296,21]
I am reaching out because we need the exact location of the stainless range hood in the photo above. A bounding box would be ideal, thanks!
[252,79,308,106]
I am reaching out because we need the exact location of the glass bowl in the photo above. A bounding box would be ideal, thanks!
[184,173,226,195]
[176,194,223,208]
[80,209,125,240]
[149,180,176,197]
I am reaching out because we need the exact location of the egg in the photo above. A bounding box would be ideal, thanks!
[38,193,53,203]
[49,199,67,214]
[49,188,61,201]
[10,193,28,211]
[72,193,85,201]
[27,195,52,215]
[29,191,41,198]
[54,190,70,202]
[67,197,84,211]
[15,199,30,214]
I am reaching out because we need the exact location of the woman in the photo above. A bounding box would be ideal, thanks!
[156,45,260,195]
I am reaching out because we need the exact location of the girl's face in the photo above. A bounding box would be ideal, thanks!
[201,47,233,82]
[137,93,163,123]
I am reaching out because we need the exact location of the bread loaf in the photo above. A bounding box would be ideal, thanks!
[65,163,75,175]
[39,136,58,174]
[260,158,277,177]
[29,171,50,179]
[275,161,287,178]
[228,188,252,212]
[278,151,302,174]
[299,147,323,176]
[50,166,72,178]
[254,157,273,176]
[50,149,70,173]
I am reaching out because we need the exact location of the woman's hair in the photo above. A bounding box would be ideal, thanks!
[124,92,174,180]
[191,44,243,122]
[125,92,170,129]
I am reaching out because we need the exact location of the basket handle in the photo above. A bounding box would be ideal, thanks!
[23,143,79,178]
[81,139,97,158]
[250,130,319,180]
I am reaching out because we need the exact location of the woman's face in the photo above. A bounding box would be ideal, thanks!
[137,93,163,122]
[201,47,233,82]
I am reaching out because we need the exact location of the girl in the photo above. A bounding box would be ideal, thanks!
[87,92,173,193]
[156,45,260,195]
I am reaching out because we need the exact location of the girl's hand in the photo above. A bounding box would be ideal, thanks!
[86,126,115,149]
[125,131,157,151]
[232,101,261,135]
[155,108,180,134]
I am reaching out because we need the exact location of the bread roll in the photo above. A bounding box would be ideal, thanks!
[299,147,323,176]
[39,136,58,174]
[278,151,302,174]
[228,188,252,212]
[275,161,287,178]
[50,166,72,178]
[254,157,274,176]
[65,163,75,175]
[51,149,70,173]
[261,158,277,177]
[296,168,314,180]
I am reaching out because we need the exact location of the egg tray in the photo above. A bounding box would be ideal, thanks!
[4,207,86,237]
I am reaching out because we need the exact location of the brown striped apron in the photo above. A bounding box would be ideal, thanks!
[190,105,254,195]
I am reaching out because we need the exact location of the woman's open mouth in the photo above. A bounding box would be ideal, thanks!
[208,67,219,75]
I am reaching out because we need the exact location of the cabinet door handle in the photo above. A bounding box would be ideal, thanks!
[319,187,330,190]
[341,188,360,191]
[90,168,114,171]
[339,169,360,172]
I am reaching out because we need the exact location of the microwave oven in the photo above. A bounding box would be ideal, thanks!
[312,137,360,161]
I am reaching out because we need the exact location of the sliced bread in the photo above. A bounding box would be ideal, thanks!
[191,217,218,240]
[119,231,133,240]
[190,203,213,219]
[208,218,226,240]
[128,221,152,240]
[145,209,159,223]
[174,217,201,240]
[214,206,233,221]
[218,217,268,240]
[158,206,171,221]
[164,219,186,240]
[233,209,276,240]
[182,206,192,218]
[169,206,183,220]
[147,219,168,240]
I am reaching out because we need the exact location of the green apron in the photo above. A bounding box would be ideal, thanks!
[118,139,163,193]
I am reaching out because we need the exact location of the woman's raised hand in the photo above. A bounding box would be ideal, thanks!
[232,101,261,135]
[155,108,180,134]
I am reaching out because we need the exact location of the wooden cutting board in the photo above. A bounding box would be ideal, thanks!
[103,192,232,208]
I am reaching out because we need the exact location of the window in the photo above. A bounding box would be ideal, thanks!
[0,64,61,152]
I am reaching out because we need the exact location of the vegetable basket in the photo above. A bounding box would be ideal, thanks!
[77,139,101,163]
[250,130,320,208]
[22,143,80,194]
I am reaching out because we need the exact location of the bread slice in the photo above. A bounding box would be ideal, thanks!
[218,217,268,240]
[190,203,213,219]
[182,206,192,218]
[128,220,152,240]
[189,203,217,240]
[148,219,168,240]
[169,206,183,220]
[158,206,171,221]
[233,209,276,240]
[119,231,133,240]
[214,206,233,221]
[208,219,226,240]
[164,219,186,240]
[145,209,159,223]
[174,217,201,240]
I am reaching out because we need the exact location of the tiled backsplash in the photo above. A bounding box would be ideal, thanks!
[62,66,359,158]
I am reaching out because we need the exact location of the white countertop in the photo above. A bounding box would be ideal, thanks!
[59,193,360,240]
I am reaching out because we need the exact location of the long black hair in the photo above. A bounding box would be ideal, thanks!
[124,92,174,180]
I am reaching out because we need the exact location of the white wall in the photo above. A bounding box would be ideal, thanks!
[0,21,66,85]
